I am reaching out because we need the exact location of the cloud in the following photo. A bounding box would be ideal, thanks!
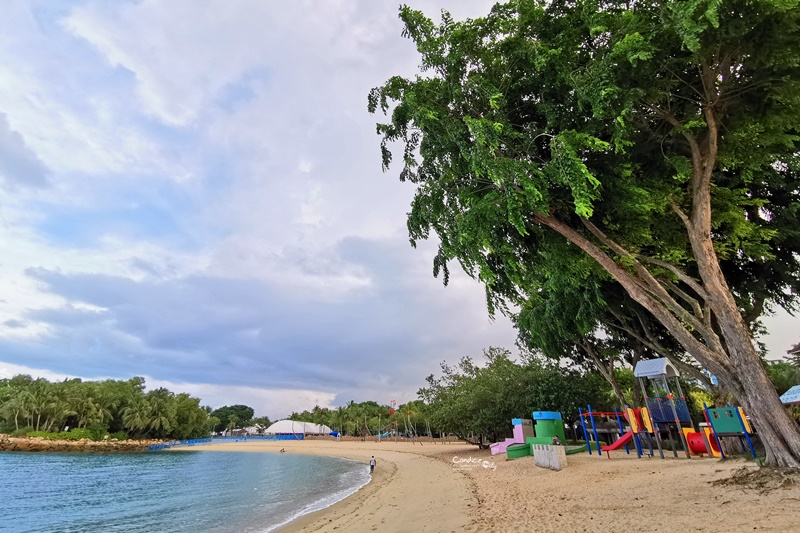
[8,235,516,406]
[0,113,49,188]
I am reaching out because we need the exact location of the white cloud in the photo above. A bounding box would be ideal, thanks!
[298,159,313,174]
[0,361,71,382]
[0,3,189,183]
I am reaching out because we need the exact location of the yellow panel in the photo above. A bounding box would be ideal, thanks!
[641,407,654,433]
[702,427,722,458]
[738,407,753,433]
[626,407,640,433]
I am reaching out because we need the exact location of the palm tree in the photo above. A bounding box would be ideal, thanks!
[27,380,53,431]
[43,392,75,433]
[146,389,176,438]
[207,416,221,435]
[121,397,152,438]
[333,406,346,434]
[0,395,29,432]
[227,415,239,435]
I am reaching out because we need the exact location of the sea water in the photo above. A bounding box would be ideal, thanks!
[0,450,370,533]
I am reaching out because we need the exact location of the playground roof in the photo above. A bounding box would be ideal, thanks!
[633,358,679,379]
[780,385,800,405]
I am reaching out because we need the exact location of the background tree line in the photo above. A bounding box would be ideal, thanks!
[287,399,431,439]
[3,349,795,445]
[1,375,221,441]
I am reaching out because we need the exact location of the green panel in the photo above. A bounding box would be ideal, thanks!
[707,408,744,434]
[533,419,567,442]
[525,436,554,446]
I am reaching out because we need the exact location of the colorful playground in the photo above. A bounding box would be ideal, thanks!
[494,358,762,466]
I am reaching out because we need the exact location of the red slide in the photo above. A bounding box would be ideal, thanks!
[601,431,633,452]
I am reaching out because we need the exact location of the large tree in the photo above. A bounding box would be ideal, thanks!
[209,404,255,433]
[371,0,800,466]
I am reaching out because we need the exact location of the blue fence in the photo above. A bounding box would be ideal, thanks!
[148,434,305,452]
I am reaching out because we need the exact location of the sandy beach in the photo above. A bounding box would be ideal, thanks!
[186,439,800,532]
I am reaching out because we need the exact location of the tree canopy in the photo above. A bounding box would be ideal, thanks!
[0,375,215,440]
[371,0,800,466]
[209,404,256,433]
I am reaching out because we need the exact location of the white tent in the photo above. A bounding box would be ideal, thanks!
[265,420,332,435]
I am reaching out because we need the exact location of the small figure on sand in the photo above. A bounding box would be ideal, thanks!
[280,448,285,453]
[369,456,376,474]
[551,436,562,446]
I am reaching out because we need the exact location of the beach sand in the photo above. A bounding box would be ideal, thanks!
[190,439,800,532]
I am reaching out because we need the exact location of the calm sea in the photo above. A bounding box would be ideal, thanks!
[0,450,371,533]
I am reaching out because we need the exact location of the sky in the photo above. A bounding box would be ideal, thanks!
[0,1,796,420]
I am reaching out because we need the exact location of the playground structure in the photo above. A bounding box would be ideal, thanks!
[577,406,630,456]
[586,358,757,460]
[698,404,756,459]
[489,418,534,456]
[501,411,587,460]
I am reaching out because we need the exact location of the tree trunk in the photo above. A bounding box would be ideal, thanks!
[683,110,800,468]
[722,333,800,468]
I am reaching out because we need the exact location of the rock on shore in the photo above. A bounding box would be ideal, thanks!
[0,435,160,453]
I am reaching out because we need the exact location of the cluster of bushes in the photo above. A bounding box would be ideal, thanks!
[21,427,129,441]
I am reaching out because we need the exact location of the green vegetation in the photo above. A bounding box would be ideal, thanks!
[0,374,216,441]
[287,399,430,439]
[419,347,613,447]
[370,0,800,467]
[208,405,263,434]
[766,361,800,397]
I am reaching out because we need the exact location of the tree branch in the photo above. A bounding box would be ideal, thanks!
[614,311,718,393]
[665,280,704,319]
[533,213,731,375]
[580,218,715,341]
[646,103,703,177]
[637,255,709,302]
[668,198,693,233]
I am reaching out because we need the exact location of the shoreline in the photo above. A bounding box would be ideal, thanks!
[179,439,477,532]
[182,438,800,533]
[265,455,373,533]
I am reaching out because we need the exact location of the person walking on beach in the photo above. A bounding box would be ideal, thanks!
[369,456,376,474]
